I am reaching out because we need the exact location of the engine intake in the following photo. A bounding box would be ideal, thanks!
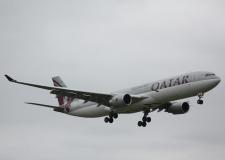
[110,94,132,108]
[166,102,190,114]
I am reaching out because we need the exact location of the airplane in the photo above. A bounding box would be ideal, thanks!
[5,71,221,127]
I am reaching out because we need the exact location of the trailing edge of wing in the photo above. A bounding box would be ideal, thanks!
[5,75,147,107]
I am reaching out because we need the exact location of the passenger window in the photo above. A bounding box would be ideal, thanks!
[205,73,215,77]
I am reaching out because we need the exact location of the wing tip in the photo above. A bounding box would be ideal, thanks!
[5,74,16,82]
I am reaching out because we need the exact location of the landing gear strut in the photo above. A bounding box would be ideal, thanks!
[138,109,151,127]
[197,93,204,105]
[104,112,118,124]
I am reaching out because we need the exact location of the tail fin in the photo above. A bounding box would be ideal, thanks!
[52,76,67,105]
[52,76,67,88]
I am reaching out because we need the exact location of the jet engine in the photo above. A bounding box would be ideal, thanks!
[165,102,190,114]
[110,94,132,108]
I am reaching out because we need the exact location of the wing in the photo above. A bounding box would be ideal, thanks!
[5,75,144,107]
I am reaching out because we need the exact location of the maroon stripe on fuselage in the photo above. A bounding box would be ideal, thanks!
[58,96,64,105]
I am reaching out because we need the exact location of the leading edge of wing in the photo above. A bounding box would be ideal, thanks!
[4,74,112,97]
[5,74,113,106]
[5,75,148,107]
[5,74,61,90]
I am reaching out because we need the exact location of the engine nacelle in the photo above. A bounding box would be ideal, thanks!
[165,102,190,114]
[110,94,132,108]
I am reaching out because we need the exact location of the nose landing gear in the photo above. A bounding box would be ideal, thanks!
[197,93,204,105]
[197,99,203,104]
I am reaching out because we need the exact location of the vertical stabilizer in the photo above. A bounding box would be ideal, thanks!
[52,76,67,88]
[52,76,67,105]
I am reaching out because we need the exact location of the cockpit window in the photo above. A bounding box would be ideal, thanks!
[205,73,215,77]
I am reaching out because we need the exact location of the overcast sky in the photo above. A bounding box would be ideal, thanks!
[0,0,225,160]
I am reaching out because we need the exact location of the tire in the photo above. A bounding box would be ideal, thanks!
[109,118,113,123]
[113,113,118,119]
[104,117,109,123]
[138,121,142,127]
[197,99,203,104]
[142,121,147,127]
[146,117,151,123]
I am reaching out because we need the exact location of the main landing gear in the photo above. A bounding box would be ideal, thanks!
[138,110,151,127]
[197,93,204,105]
[104,112,118,124]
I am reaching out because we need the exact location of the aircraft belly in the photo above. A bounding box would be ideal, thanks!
[114,97,156,114]
[114,105,143,114]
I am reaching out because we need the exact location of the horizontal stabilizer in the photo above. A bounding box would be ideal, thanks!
[25,102,61,109]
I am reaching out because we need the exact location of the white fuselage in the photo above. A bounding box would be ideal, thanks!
[68,71,221,118]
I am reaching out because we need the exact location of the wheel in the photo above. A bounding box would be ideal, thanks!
[146,117,151,123]
[109,118,114,123]
[113,113,118,119]
[104,117,109,123]
[197,99,203,104]
[200,100,204,104]
[142,116,147,122]
[197,100,200,104]
[142,121,147,127]
[138,121,142,127]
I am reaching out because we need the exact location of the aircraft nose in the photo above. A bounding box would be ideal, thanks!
[215,76,221,84]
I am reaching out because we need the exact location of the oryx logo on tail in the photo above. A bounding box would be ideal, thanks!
[52,76,72,112]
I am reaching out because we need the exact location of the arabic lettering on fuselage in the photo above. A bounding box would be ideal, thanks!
[151,75,189,91]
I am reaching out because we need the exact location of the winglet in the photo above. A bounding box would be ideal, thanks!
[5,75,17,82]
